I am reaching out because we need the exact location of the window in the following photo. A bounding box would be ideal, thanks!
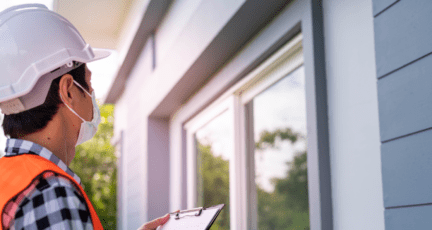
[195,111,233,229]
[250,66,308,229]
[185,34,305,229]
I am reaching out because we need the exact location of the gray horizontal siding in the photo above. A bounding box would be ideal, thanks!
[381,129,432,208]
[374,0,432,77]
[373,0,398,16]
[377,54,432,141]
[385,205,432,230]
[374,0,432,229]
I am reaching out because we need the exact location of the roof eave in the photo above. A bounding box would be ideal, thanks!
[104,0,172,104]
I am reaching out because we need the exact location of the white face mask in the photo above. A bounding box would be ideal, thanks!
[60,80,101,146]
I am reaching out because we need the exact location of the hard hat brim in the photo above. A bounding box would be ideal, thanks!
[91,48,112,62]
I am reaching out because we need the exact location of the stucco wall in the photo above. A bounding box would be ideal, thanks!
[323,0,385,229]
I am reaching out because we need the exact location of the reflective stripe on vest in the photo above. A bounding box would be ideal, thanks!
[0,154,103,229]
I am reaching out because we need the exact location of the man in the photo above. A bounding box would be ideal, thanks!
[0,4,169,230]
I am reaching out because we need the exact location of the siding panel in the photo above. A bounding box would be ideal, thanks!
[373,0,398,16]
[378,54,432,141]
[381,129,432,208]
[385,205,432,230]
[374,0,432,77]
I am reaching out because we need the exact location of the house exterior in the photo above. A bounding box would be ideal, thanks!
[105,0,430,229]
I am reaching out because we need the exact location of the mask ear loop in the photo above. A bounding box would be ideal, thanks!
[59,80,92,122]
[58,80,92,165]
[59,93,86,122]
[73,80,92,97]
[59,93,84,165]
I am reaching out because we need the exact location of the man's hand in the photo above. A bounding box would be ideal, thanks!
[138,213,170,230]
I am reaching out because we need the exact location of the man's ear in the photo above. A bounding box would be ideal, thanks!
[58,74,75,106]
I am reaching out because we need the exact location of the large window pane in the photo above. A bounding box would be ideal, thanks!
[195,111,232,229]
[252,66,309,229]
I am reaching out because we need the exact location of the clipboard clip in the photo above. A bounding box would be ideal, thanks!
[172,207,203,220]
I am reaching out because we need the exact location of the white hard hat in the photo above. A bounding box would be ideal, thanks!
[0,4,111,115]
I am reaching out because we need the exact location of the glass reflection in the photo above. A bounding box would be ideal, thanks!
[252,66,309,229]
[195,111,232,229]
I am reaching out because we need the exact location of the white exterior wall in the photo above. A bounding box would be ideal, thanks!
[113,0,387,228]
[141,0,245,114]
[116,0,249,225]
[155,0,204,212]
[114,94,127,230]
[155,0,203,65]
[115,37,155,230]
[155,0,207,213]
[150,0,247,212]
[322,0,385,229]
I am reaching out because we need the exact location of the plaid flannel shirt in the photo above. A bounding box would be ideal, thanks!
[1,139,93,230]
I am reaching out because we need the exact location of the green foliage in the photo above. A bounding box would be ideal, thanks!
[197,127,309,229]
[69,104,117,229]
[274,151,308,212]
[256,151,309,230]
[255,128,299,150]
[197,143,230,230]
[256,128,310,230]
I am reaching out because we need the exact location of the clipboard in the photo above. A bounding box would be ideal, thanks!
[157,204,225,230]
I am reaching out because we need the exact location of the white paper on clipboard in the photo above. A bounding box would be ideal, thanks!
[157,204,225,230]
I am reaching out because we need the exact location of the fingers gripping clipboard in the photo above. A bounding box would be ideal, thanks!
[157,204,225,230]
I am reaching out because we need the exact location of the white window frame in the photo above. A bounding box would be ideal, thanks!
[184,34,304,230]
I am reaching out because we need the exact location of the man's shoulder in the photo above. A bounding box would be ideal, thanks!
[3,172,91,230]
[30,171,86,204]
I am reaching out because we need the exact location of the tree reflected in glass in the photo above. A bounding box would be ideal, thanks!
[252,66,309,229]
[255,128,309,230]
[197,142,230,230]
[195,111,232,229]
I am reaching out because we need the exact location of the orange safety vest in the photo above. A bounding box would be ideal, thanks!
[0,154,103,230]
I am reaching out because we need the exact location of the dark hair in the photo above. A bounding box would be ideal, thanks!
[2,63,89,138]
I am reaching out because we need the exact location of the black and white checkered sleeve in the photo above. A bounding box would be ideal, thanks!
[13,175,94,230]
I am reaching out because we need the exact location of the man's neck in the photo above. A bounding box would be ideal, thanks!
[21,113,76,166]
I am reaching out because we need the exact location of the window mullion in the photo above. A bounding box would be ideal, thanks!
[231,95,249,230]
[245,101,258,230]
[186,130,197,209]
